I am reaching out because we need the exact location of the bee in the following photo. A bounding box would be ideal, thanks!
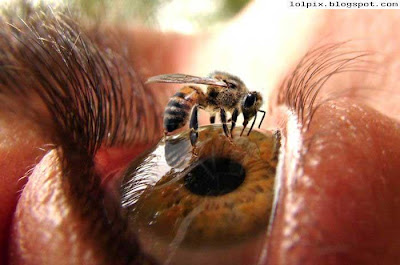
[146,71,266,146]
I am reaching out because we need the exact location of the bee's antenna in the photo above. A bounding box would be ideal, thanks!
[258,110,266,128]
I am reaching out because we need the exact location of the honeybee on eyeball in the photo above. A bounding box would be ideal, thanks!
[146,71,266,146]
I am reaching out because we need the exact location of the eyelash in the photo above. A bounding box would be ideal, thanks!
[0,7,163,156]
[0,4,375,265]
[277,42,373,132]
[1,6,160,264]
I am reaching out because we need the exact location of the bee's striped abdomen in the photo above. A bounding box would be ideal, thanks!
[164,86,204,133]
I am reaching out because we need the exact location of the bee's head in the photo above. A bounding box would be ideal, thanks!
[208,71,247,91]
[241,91,263,119]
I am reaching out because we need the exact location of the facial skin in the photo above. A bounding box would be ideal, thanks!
[1,1,400,264]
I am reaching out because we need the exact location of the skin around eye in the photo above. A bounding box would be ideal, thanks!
[4,3,400,265]
[119,125,280,265]
[266,99,400,265]
[0,115,50,263]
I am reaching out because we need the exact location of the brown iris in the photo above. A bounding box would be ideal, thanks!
[119,125,280,257]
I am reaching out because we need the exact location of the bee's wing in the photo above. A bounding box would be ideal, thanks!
[145,74,228,87]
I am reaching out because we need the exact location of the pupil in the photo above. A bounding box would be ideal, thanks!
[184,157,245,196]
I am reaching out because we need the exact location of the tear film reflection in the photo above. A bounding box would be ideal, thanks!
[119,125,280,265]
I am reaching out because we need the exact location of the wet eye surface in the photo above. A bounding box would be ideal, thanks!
[118,125,280,264]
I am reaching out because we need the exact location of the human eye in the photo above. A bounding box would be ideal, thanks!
[2,2,400,265]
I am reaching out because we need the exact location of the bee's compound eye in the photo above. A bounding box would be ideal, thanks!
[244,93,257,108]
[119,125,280,265]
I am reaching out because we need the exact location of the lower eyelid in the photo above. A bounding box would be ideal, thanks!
[0,115,50,263]
[9,150,106,264]
[9,146,157,265]
[266,99,400,264]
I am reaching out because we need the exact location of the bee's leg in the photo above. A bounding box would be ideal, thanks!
[258,110,266,128]
[189,104,199,146]
[210,114,216,124]
[220,108,230,138]
[247,113,258,136]
[230,108,239,138]
[240,120,248,137]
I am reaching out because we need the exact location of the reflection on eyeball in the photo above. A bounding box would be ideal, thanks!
[119,125,280,265]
